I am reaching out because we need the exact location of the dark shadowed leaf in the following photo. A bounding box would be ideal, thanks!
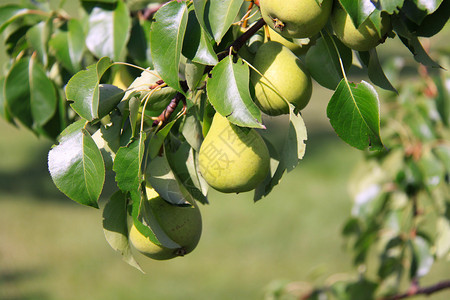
[48,120,105,208]
[306,34,352,90]
[183,9,218,66]
[193,0,243,44]
[391,15,441,68]
[359,48,397,93]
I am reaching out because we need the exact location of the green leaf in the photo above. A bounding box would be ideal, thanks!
[49,19,86,73]
[29,55,58,127]
[415,0,450,37]
[0,4,29,34]
[346,278,378,300]
[166,143,208,204]
[85,1,131,61]
[435,217,450,259]
[183,9,218,66]
[181,107,204,152]
[206,56,263,128]
[410,236,434,278]
[0,77,14,124]
[4,56,57,129]
[66,57,114,121]
[414,0,443,14]
[254,111,307,201]
[83,0,118,2]
[127,18,152,67]
[113,134,146,193]
[150,1,188,93]
[48,120,105,208]
[192,0,244,44]
[338,0,376,28]
[97,84,124,119]
[185,60,206,91]
[4,58,33,128]
[391,15,441,68]
[146,153,197,206]
[26,18,53,67]
[133,190,182,250]
[327,79,384,151]
[306,34,352,90]
[102,191,143,272]
[359,48,397,93]
[379,0,405,14]
[147,119,177,159]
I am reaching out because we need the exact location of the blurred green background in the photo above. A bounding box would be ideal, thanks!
[0,1,449,299]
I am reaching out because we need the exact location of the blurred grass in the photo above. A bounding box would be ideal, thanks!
[0,85,360,300]
[1,90,448,299]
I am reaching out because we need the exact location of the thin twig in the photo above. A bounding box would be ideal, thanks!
[382,280,450,300]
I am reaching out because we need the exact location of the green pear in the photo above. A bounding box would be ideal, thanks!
[129,186,202,260]
[266,27,313,57]
[251,41,312,116]
[260,0,333,39]
[198,113,270,193]
[331,5,392,51]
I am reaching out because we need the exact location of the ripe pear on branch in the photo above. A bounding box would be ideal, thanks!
[198,113,270,193]
[251,41,312,116]
[331,5,392,52]
[260,0,333,39]
[129,186,202,260]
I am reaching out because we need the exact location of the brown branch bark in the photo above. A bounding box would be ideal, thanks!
[382,280,450,300]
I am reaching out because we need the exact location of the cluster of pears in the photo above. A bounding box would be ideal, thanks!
[197,1,392,195]
[260,0,391,52]
[250,0,391,114]
[129,185,202,260]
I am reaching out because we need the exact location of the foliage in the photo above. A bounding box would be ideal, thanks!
[0,0,448,298]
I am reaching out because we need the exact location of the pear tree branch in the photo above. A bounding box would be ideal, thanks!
[382,280,450,300]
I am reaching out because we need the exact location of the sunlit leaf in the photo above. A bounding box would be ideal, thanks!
[338,0,376,28]
[150,1,188,93]
[66,57,114,121]
[48,120,105,208]
[85,1,131,61]
[327,79,384,151]
[207,56,263,128]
